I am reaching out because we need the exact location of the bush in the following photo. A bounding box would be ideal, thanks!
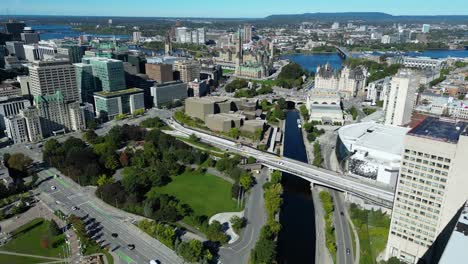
[48,220,61,237]
[231,216,247,233]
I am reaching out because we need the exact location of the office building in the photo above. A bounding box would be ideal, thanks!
[145,63,174,83]
[23,44,56,61]
[57,45,83,64]
[243,24,252,43]
[175,27,206,44]
[422,24,431,33]
[84,57,126,92]
[93,88,144,119]
[4,115,29,144]
[0,80,22,97]
[74,62,97,104]
[28,59,80,102]
[331,22,340,30]
[389,56,445,70]
[0,96,31,130]
[174,60,200,83]
[5,41,25,60]
[20,27,40,44]
[188,79,208,97]
[150,81,187,108]
[2,20,26,41]
[34,91,71,136]
[383,70,419,126]
[0,45,6,68]
[386,117,468,263]
[68,101,89,131]
[133,31,142,43]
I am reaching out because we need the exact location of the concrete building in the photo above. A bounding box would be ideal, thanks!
[0,80,22,97]
[28,59,80,102]
[93,88,144,119]
[241,119,266,134]
[21,106,42,142]
[389,56,445,70]
[337,122,410,186]
[306,88,344,125]
[34,91,71,136]
[82,57,126,92]
[384,69,419,126]
[145,63,173,83]
[4,115,29,144]
[0,96,31,130]
[422,24,431,33]
[386,117,468,263]
[20,27,40,44]
[174,61,200,83]
[150,81,187,108]
[188,79,208,97]
[57,45,83,64]
[185,97,216,121]
[243,24,252,43]
[133,32,142,43]
[68,101,89,131]
[205,113,245,132]
[5,41,25,60]
[366,77,392,105]
[23,44,56,61]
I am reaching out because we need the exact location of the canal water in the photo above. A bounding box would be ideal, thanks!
[277,111,316,264]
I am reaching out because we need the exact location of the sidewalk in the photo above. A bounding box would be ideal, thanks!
[311,187,334,264]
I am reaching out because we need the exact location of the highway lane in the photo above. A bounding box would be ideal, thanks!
[37,168,183,264]
[333,192,354,264]
[165,118,395,208]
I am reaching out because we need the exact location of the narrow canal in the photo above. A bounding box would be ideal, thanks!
[277,110,316,264]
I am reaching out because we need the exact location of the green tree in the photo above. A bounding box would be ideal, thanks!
[7,153,32,178]
[48,220,61,237]
[177,240,203,263]
[97,174,114,187]
[230,216,247,233]
[229,128,240,139]
[206,221,229,244]
[250,237,277,264]
[300,105,309,120]
[240,173,254,190]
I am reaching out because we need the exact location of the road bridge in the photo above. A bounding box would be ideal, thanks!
[336,46,352,60]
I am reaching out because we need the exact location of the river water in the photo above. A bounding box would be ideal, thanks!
[277,111,316,264]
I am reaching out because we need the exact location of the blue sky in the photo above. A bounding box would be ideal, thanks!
[2,0,468,17]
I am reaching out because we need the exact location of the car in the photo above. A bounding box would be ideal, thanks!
[340,211,344,216]
[346,248,351,255]
[111,233,118,238]
[51,186,57,190]
[54,174,59,178]
[127,244,135,250]
[72,206,78,211]
[150,260,161,264]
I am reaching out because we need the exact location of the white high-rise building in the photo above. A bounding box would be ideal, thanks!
[331,22,340,30]
[383,70,419,126]
[422,24,430,33]
[28,59,79,102]
[133,31,142,43]
[386,117,468,264]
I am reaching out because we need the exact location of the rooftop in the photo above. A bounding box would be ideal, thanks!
[438,201,468,264]
[408,116,468,144]
[94,88,143,98]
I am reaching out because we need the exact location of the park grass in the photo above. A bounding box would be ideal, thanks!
[349,221,356,259]
[2,218,66,258]
[0,254,49,264]
[349,204,391,264]
[148,171,239,217]
[176,136,223,153]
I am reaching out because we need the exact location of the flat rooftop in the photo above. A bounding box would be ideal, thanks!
[408,116,468,144]
[94,88,143,98]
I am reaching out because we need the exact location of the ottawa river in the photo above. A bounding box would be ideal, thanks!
[277,111,316,264]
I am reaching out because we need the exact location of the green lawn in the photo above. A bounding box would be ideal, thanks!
[2,218,66,258]
[349,204,391,264]
[148,171,239,217]
[0,254,49,264]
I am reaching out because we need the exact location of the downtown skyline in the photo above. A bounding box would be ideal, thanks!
[2,0,468,18]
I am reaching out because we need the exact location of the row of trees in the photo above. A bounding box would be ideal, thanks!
[320,191,336,258]
[346,58,402,84]
[303,122,325,142]
[250,170,283,263]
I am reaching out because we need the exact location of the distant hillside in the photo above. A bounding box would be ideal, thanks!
[265,12,468,23]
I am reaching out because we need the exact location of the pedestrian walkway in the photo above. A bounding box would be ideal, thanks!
[0,250,64,261]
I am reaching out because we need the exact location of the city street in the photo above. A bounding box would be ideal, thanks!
[36,168,183,264]
[219,167,268,264]
[333,191,354,264]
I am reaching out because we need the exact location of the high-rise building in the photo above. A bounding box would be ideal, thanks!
[20,27,40,44]
[4,106,42,143]
[5,41,25,60]
[383,69,419,126]
[145,63,174,83]
[243,24,252,43]
[331,22,340,30]
[133,31,142,43]
[422,24,431,33]
[23,44,56,61]
[164,31,172,55]
[28,59,80,102]
[34,91,71,136]
[83,57,126,92]
[74,62,97,104]
[2,20,26,41]
[174,61,200,83]
[386,117,468,264]
[21,106,43,142]
[0,96,31,130]
[57,45,83,64]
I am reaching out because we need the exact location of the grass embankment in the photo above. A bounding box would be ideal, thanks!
[0,254,47,263]
[176,136,223,155]
[1,218,66,258]
[319,191,336,262]
[148,171,239,217]
[349,204,391,264]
